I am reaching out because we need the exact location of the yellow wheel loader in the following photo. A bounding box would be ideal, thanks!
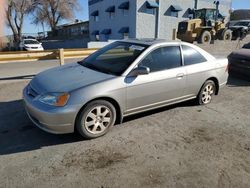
[177,8,232,44]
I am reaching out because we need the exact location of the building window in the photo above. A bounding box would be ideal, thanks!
[146,8,156,15]
[101,29,111,41]
[110,12,115,19]
[119,27,129,39]
[170,5,182,18]
[95,34,100,41]
[171,11,178,17]
[118,2,129,16]
[94,16,99,22]
[91,10,99,22]
[92,30,100,41]
[106,6,115,19]
[123,33,129,39]
[145,1,159,15]
[123,9,129,16]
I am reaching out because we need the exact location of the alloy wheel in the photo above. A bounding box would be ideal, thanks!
[84,105,112,134]
[201,83,214,104]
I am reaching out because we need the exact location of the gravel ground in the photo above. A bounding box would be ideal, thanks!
[0,76,250,188]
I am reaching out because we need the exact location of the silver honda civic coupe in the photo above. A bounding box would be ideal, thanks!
[23,39,229,139]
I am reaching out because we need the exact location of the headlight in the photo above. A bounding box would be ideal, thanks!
[39,93,70,106]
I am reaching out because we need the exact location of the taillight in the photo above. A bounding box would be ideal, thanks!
[225,63,229,72]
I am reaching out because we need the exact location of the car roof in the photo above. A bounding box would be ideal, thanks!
[121,38,181,46]
[119,38,215,62]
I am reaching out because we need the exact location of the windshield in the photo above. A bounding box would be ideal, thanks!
[24,40,40,44]
[195,9,215,20]
[79,41,148,76]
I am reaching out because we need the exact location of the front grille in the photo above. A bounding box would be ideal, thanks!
[31,47,38,49]
[27,85,39,98]
[178,22,188,34]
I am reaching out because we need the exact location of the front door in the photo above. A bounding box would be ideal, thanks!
[125,45,187,115]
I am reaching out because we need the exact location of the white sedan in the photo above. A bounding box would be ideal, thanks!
[20,39,44,51]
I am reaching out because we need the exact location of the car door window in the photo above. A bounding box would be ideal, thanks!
[139,46,182,72]
[182,45,207,66]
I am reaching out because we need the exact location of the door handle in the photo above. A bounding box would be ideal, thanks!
[176,73,184,79]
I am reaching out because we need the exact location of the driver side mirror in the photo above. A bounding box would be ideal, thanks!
[128,66,150,76]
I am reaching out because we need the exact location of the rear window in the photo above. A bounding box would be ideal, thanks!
[182,45,207,66]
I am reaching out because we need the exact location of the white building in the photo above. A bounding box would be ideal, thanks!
[88,0,232,41]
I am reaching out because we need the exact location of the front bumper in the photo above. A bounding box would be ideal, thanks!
[23,86,78,134]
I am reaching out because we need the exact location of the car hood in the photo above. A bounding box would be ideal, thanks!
[30,63,115,94]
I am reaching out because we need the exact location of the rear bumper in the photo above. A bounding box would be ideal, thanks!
[229,65,250,81]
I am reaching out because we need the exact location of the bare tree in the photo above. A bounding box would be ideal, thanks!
[6,0,33,46]
[0,0,6,36]
[0,0,6,50]
[33,0,79,36]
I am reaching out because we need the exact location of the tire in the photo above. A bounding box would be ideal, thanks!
[197,80,216,105]
[198,31,212,44]
[76,100,116,139]
[222,29,232,41]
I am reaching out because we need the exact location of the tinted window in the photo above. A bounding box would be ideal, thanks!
[182,45,207,66]
[139,46,182,72]
[80,42,148,76]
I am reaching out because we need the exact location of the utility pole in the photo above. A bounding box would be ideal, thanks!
[194,0,198,9]
[155,0,160,38]
[214,1,220,21]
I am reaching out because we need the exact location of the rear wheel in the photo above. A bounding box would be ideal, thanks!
[198,31,212,44]
[197,80,216,105]
[76,100,116,139]
[222,29,232,41]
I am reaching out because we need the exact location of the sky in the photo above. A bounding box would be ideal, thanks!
[3,0,250,36]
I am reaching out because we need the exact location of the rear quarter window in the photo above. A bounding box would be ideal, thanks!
[182,45,207,66]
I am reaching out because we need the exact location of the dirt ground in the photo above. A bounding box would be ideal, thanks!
[0,77,250,188]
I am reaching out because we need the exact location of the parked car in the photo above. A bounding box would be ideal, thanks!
[19,39,44,51]
[229,20,250,40]
[228,43,250,80]
[23,39,229,139]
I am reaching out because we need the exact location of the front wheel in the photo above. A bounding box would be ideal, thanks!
[76,100,116,139]
[197,80,216,105]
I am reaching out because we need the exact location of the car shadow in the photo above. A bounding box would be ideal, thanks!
[0,98,197,156]
[0,100,84,155]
